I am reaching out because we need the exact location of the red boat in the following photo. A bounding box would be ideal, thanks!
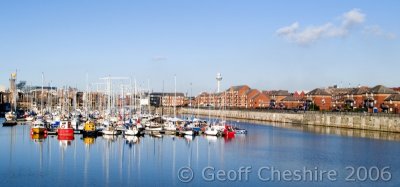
[58,135,75,141]
[223,125,235,138]
[57,120,74,138]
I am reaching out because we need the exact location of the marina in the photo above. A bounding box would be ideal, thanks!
[1,1,399,186]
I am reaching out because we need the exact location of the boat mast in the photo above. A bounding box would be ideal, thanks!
[147,79,151,115]
[174,75,176,118]
[41,72,44,115]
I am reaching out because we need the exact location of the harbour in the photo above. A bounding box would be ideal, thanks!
[1,1,400,186]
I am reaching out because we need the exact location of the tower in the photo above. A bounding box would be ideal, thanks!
[216,73,223,93]
[9,72,17,111]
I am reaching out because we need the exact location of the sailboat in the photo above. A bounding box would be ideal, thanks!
[204,126,220,136]
[124,125,139,136]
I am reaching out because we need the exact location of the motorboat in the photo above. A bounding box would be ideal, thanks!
[234,127,248,134]
[31,119,47,134]
[223,125,235,138]
[25,115,35,122]
[5,111,17,121]
[179,127,194,136]
[82,120,97,136]
[163,121,177,132]
[204,126,220,136]
[101,126,118,135]
[57,120,74,138]
[124,126,139,136]
[145,122,162,131]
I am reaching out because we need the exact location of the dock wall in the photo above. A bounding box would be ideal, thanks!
[178,108,400,133]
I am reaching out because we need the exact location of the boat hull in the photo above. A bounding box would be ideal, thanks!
[180,130,193,136]
[205,130,219,136]
[31,127,47,134]
[102,130,118,135]
[146,127,162,131]
[57,128,74,136]
[3,121,18,126]
[125,129,139,136]
[83,130,98,136]
[58,135,74,141]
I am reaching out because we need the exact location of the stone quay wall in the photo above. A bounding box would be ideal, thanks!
[178,108,400,133]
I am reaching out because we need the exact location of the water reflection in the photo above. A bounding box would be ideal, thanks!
[1,118,400,186]
[230,118,400,141]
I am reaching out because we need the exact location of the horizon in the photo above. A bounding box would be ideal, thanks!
[1,1,399,94]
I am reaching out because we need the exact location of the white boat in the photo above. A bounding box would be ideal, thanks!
[163,121,177,131]
[25,116,35,122]
[145,122,162,131]
[146,126,162,131]
[101,126,118,135]
[183,130,193,136]
[116,121,127,131]
[205,126,220,136]
[5,112,17,121]
[179,127,194,136]
[124,126,139,136]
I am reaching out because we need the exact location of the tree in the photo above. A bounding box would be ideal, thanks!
[16,81,26,90]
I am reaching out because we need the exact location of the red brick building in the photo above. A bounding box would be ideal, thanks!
[385,94,400,114]
[364,85,398,112]
[226,85,250,108]
[306,88,332,111]
[248,92,269,108]
[162,93,186,107]
[264,90,290,108]
[281,95,304,109]
[243,89,260,108]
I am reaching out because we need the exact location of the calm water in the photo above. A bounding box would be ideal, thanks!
[1,118,400,187]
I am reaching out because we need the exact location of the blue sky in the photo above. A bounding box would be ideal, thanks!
[0,0,399,94]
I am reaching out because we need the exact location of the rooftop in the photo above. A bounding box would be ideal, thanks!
[369,85,398,94]
[307,88,331,96]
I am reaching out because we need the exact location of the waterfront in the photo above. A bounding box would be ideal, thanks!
[1,118,400,187]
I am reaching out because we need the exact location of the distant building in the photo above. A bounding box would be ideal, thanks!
[281,95,304,109]
[385,94,400,114]
[306,88,332,111]
[264,90,290,108]
[226,85,250,108]
[365,85,397,113]
[149,92,163,107]
[161,93,186,107]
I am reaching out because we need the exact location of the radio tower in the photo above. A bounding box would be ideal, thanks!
[216,73,223,93]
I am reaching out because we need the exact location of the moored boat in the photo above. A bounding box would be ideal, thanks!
[125,126,139,136]
[57,120,74,138]
[204,126,220,136]
[179,127,194,136]
[31,119,47,134]
[3,112,18,126]
[25,116,35,122]
[234,127,247,134]
[5,111,17,121]
[223,125,235,138]
[82,120,97,136]
[101,126,118,135]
